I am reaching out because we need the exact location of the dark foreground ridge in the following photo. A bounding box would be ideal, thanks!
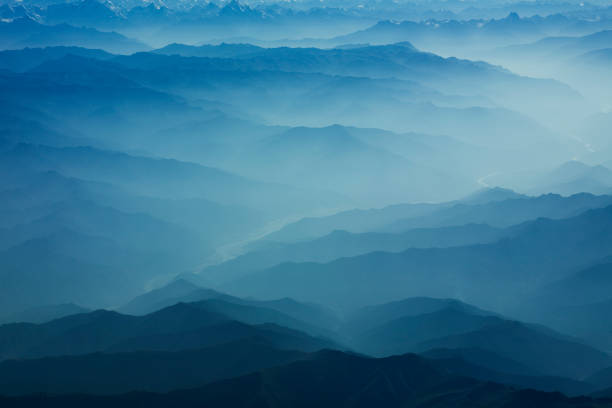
[2,350,611,408]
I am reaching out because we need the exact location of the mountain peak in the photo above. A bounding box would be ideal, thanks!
[462,187,525,205]
[220,0,254,16]
[166,278,201,291]
[506,12,520,21]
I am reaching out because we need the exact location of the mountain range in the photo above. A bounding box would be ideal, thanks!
[220,204,612,312]
[2,350,611,407]
[1,3,612,405]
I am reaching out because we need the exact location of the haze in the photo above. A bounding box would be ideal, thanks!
[1,0,612,406]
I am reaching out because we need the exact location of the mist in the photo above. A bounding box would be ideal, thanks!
[1,0,612,406]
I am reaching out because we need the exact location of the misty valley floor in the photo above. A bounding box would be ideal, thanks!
[2,0,612,406]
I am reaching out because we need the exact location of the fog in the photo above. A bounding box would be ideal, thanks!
[1,0,612,406]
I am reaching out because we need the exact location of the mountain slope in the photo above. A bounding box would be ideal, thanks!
[2,304,90,325]
[223,205,612,312]
[2,350,611,408]
[265,192,612,243]
[0,18,147,54]
[0,143,336,214]
[203,224,506,285]
[119,279,340,336]
[0,339,307,395]
[118,279,231,315]
[346,300,610,379]
[0,301,336,361]
[0,46,114,73]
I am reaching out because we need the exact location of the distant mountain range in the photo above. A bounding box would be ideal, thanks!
[221,204,612,312]
[492,30,612,64]
[490,161,612,196]
[1,1,612,405]
[199,191,612,288]
[0,139,343,318]
[0,46,114,72]
[307,12,612,56]
[4,0,612,51]
[263,191,612,243]
[0,43,582,201]
[142,41,577,117]
[0,17,147,53]
[203,224,507,285]
[485,29,612,106]
[530,161,612,196]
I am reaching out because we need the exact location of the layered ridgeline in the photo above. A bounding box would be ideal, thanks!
[486,30,612,104]
[202,191,612,287]
[0,17,148,53]
[118,283,612,383]
[194,193,612,357]
[0,299,340,362]
[1,3,612,406]
[0,184,595,402]
[2,180,610,321]
[490,161,612,197]
[125,42,577,133]
[2,281,612,398]
[323,14,612,55]
[3,351,612,408]
[4,4,612,51]
[521,260,612,353]
[0,43,579,170]
[0,145,327,318]
[219,202,612,312]
[0,293,341,396]
[1,154,610,401]
[0,39,601,323]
